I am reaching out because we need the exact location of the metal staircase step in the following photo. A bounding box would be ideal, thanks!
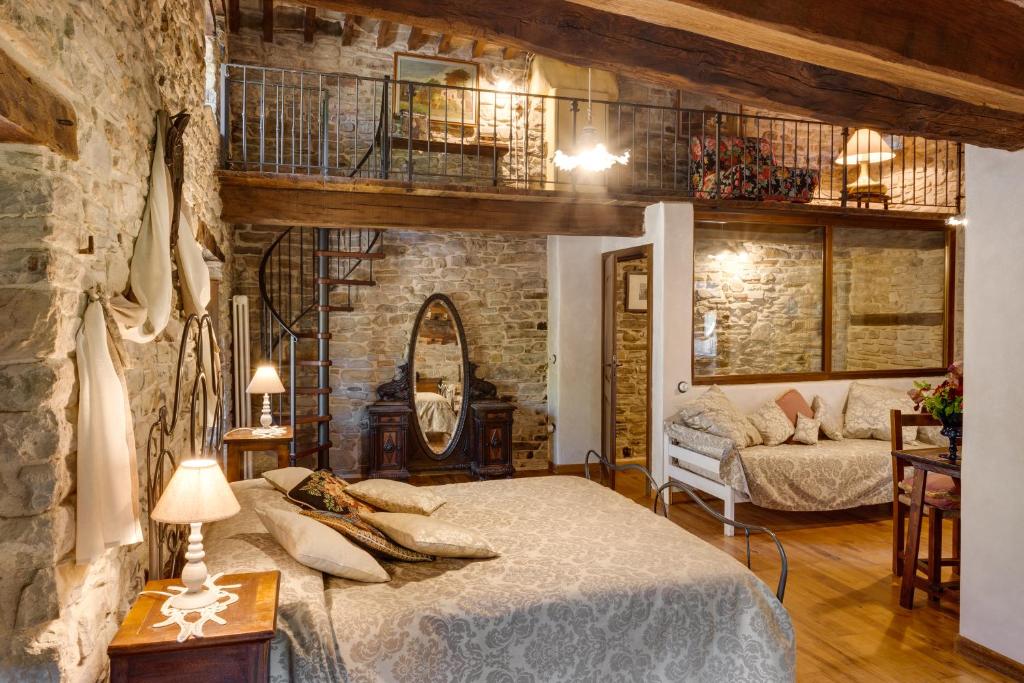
[294,441,333,459]
[295,414,332,425]
[294,330,332,339]
[317,304,354,313]
[316,278,376,287]
[314,250,385,260]
[297,359,333,367]
[295,387,331,395]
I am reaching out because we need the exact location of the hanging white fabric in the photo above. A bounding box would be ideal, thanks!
[112,111,173,343]
[76,299,144,564]
[177,206,220,425]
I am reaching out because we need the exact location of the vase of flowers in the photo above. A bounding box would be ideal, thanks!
[909,361,964,463]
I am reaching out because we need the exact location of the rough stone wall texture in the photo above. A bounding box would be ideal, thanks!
[233,226,549,474]
[614,257,649,463]
[0,2,232,680]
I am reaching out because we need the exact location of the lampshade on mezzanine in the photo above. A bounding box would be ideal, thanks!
[150,458,240,525]
[834,128,895,194]
[246,364,285,395]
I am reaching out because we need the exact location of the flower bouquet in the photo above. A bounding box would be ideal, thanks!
[909,361,963,462]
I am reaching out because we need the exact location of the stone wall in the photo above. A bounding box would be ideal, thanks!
[614,257,648,463]
[0,1,232,680]
[233,226,549,474]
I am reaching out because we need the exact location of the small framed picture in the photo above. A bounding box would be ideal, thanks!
[625,272,648,312]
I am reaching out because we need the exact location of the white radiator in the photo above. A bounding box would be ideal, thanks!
[231,295,252,428]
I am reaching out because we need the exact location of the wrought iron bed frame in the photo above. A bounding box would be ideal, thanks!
[145,313,224,581]
[584,449,788,602]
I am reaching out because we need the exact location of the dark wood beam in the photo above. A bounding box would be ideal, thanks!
[340,14,358,45]
[0,45,78,159]
[436,33,453,54]
[303,7,316,42]
[568,0,1024,114]
[261,0,274,42]
[217,171,646,236]
[503,46,522,60]
[375,20,395,49]
[299,0,1024,149]
[406,26,428,51]
[228,0,241,32]
[471,40,486,58]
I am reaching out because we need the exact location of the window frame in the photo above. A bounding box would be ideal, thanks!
[691,208,955,385]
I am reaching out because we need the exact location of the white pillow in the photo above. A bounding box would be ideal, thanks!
[346,479,446,515]
[256,506,389,583]
[811,395,844,441]
[792,415,821,445]
[747,401,794,446]
[362,512,499,559]
[262,467,315,494]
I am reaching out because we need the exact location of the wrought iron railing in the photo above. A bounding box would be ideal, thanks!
[220,63,962,212]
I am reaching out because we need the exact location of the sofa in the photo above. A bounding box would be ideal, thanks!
[687,134,819,203]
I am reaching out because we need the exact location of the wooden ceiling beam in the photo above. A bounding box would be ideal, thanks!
[375,20,395,49]
[503,46,522,60]
[217,172,646,236]
[406,26,428,51]
[471,40,486,58]
[340,13,358,45]
[298,0,1024,149]
[436,33,453,54]
[228,0,241,32]
[566,0,1024,114]
[261,0,274,42]
[303,7,316,42]
[0,45,78,159]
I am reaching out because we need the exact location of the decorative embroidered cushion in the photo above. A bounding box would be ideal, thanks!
[362,512,500,559]
[693,165,818,203]
[811,395,844,441]
[345,479,447,515]
[689,135,774,170]
[842,381,918,442]
[775,389,814,426]
[256,506,390,582]
[792,415,821,445]
[748,400,795,446]
[288,470,377,515]
[899,473,960,510]
[262,466,315,494]
[301,509,434,562]
[674,385,762,448]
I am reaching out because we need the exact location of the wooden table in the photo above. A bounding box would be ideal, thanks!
[224,426,292,482]
[848,189,890,209]
[108,571,280,683]
[892,446,961,609]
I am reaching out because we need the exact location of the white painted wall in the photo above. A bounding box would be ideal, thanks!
[960,146,1024,664]
[547,202,694,484]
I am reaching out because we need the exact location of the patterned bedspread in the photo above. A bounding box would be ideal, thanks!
[207,477,795,682]
[415,391,457,436]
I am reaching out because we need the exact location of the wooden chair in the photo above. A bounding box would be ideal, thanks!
[890,409,961,603]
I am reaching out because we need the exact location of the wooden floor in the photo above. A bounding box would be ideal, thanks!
[412,470,1011,682]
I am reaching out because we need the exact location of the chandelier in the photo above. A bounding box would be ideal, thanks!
[553,68,630,173]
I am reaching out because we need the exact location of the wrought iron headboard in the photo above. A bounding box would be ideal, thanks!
[146,313,224,580]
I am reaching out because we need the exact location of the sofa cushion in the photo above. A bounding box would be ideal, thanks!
[811,395,844,441]
[748,400,795,446]
[843,381,918,442]
[792,415,821,445]
[673,385,762,448]
[775,389,814,426]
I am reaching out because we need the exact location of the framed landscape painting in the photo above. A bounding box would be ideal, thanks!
[394,53,479,127]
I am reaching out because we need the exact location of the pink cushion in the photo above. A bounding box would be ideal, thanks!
[900,473,960,510]
[775,389,813,426]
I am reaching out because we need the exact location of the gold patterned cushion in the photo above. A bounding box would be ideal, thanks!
[748,400,794,446]
[792,414,820,445]
[811,395,844,441]
[674,385,762,448]
[361,512,500,559]
[301,509,434,562]
[257,506,390,582]
[842,381,917,442]
[345,479,446,515]
[287,470,377,515]
[262,466,314,494]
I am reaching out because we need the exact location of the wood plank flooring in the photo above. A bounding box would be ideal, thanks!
[411,471,1013,682]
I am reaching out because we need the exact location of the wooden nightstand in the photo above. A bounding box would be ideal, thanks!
[108,571,280,683]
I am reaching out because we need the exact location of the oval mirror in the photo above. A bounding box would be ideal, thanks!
[410,295,469,456]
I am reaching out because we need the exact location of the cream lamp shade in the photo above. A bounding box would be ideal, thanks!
[835,128,895,194]
[246,364,285,395]
[151,458,240,524]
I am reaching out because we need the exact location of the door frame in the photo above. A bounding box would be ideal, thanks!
[600,243,654,489]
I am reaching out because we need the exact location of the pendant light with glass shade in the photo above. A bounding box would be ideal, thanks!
[553,68,630,173]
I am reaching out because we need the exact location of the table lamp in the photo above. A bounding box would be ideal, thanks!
[835,128,895,195]
[150,458,240,609]
[246,364,285,437]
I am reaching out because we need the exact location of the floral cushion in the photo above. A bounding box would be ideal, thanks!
[693,165,818,203]
[673,385,762,448]
[748,400,795,446]
[288,470,377,515]
[811,395,844,441]
[301,509,434,562]
[843,381,918,442]
[689,135,774,170]
[792,415,821,445]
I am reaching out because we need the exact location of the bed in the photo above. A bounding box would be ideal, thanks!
[202,475,796,682]
[415,390,458,438]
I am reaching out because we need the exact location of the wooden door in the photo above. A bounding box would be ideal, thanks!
[601,252,618,488]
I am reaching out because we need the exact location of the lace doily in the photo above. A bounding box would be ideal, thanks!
[142,572,242,642]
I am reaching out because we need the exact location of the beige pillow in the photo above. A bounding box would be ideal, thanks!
[346,479,446,515]
[811,395,844,441]
[748,401,794,446]
[362,512,499,558]
[262,466,315,494]
[256,506,389,583]
[842,381,918,442]
[792,414,821,445]
[674,385,762,448]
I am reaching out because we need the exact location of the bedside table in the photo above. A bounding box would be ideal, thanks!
[108,571,280,683]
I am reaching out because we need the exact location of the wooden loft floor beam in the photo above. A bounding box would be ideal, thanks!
[340,14,358,45]
[375,20,395,49]
[303,7,316,42]
[567,0,1024,115]
[217,172,646,236]
[0,46,78,159]
[299,0,1024,149]
[262,0,274,42]
[406,26,429,51]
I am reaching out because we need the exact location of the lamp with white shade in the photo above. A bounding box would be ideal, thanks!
[150,458,240,610]
[246,364,285,437]
[835,128,895,195]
